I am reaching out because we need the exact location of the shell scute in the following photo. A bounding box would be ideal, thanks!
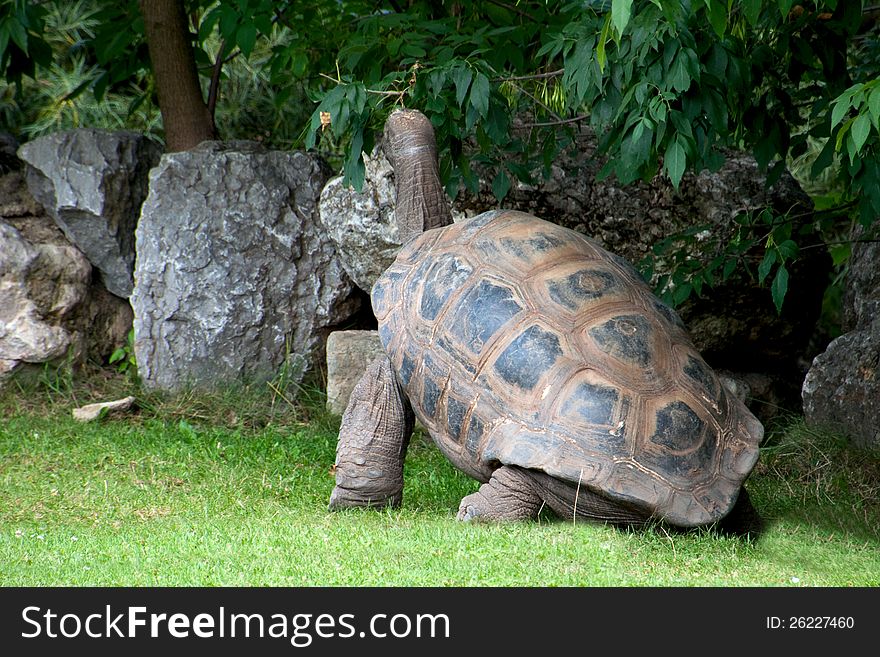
[492,324,563,393]
[447,278,524,356]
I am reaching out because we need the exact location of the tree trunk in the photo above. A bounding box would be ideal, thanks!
[139,0,217,151]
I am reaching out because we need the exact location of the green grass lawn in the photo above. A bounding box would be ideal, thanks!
[1,369,878,587]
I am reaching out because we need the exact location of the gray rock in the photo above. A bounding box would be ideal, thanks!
[73,395,136,422]
[325,330,385,415]
[132,141,359,392]
[318,152,403,292]
[0,169,42,219]
[17,129,161,298]
[0,170,136,386]
[842,225,880,332]
[802,318,880,450]
[0,219,89,381]
[803,226,880,449]
[0,132,20,173]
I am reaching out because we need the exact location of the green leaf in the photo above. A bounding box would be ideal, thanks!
[344,126,366,191]
[664,138,686,189]
[632,117,652,143]
[8,17,27,51]
[672,282,693,306]
[743,0,762,25]
[491,168,511,202]
[305,109,322,150]
[611,0,633,38]
[722,257,737,281]
[596,13,613,72]
[109,348,126,365]
[0,26,9,66]
[810,137,836,178]
[218,6,239,40]
[237,22,257,57]
[670,53,691,93]
[705,0,727,39]
[851,114,871,155]
[198,7,222,42]
[453,66,473,108]
[401,43,426,58]
[469,72,490,118]
[758,249,776,284]
[771,264,788,314]
[869,88,880,129]
[831,96,852,129]
[290,51,308,78]
[829,243,851,267]
[777,239,799,261]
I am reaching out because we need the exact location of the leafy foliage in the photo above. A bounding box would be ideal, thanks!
[0,0,160,138]
[302,0,878,312]
[109,328,137,377]
[2,0,878,313]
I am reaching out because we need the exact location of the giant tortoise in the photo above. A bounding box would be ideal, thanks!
[329,109,764,528]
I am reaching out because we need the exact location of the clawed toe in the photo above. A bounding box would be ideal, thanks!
[456,500,479,522]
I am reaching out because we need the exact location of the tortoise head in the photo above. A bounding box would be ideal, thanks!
[383,109,453,243]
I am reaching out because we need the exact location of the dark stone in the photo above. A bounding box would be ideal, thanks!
[803,224,880,450]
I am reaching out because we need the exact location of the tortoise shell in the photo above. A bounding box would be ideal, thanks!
[372,210,763,527]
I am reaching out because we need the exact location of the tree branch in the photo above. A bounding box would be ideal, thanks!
[497,69,565,82]
[526,114,590,127]
[206,39,226,118]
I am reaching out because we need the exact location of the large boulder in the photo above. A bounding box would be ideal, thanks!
[0,170,133,384]
[318,153,401,292]
[132,141,359,392]
[841,225,880,332]
[0,220,87,378]
[17,129,161,298]
[803,226,880,449]
[320,139,827,415]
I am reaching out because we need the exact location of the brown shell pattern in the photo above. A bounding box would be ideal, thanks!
[372,210,763,526]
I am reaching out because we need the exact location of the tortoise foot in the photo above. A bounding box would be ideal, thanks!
[329,485,401,511]
[456,466,542,522]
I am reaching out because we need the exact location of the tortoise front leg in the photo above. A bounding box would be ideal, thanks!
[329,355,415,510]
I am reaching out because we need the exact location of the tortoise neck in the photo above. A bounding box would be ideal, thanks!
[392,141,453,243]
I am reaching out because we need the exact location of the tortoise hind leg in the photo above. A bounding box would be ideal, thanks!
[457,465,650,525]
[529,470,650,526]
[457,466,544,521]
[329,355,415,510]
